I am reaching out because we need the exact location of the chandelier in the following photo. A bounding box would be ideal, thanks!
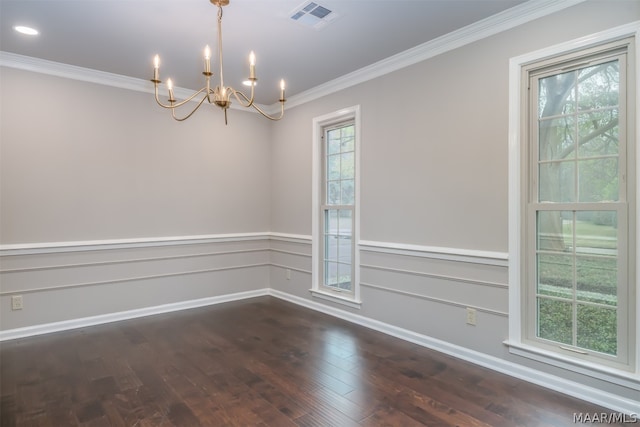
[151,0,286,124]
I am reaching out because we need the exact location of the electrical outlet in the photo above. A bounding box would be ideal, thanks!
[11,295,24,311]
[466,307,476,326]
[286,269,291,280]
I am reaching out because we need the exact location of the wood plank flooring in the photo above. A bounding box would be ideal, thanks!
[0,296,627,426]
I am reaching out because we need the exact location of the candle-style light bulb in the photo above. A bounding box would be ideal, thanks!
[153,55,160,81]
[167,78,174,100]
[249,51,256,80]
[204,45,211,74]
[280,79,285,100]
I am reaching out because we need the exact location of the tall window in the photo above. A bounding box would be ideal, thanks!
[520,38,635,370]
[312,106,360,307]
[322,122,355,294]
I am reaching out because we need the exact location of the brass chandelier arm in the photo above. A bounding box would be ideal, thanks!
[230,88,285,120]
[229,85,256,108]
[171,94,210,122]
[153,84,209,110]
[248,98,286,121]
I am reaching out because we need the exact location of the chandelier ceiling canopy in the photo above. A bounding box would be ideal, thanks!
[151,0,285,124]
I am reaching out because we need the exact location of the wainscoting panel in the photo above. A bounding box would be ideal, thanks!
[0,235,271,332]
[268,235,313,299]
[360,265,508,314]
[269,237,510,357]
[359,242,509,357]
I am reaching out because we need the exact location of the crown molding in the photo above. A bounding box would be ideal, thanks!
[1,0,586,113]
[281,0,587,109]
[0,51,149,92]
[0,51,272,114]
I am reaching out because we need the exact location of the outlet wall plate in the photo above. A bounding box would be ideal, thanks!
[11,295,24,310]
[466,307,477,325]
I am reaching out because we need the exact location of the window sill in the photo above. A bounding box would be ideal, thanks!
[309,289,362,309]
[503,340,640,391]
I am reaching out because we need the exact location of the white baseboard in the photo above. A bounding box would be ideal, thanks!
[268,289,640,416]
[0,289,269,341]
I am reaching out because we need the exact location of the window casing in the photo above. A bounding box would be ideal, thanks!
[311,106,361,307]
[513,35,637,373]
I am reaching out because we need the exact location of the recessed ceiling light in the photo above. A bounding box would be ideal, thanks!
[14,26,39,36]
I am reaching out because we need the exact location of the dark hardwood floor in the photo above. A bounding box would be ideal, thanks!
[0,296,626,426]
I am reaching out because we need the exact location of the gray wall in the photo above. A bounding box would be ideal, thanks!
[269,0,640,406]
[1,68,271,243]
[0,68,272,330]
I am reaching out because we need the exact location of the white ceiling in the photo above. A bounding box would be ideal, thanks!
[1,0,528,105]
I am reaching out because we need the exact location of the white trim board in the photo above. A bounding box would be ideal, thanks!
[0,289,269,341]
[360,240,508,267]
[0,0,586,113]
[2,232,509,268]
[0,232,272,256]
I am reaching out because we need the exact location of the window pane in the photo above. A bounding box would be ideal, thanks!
[327,154,340,180]
[341,134,354,152]
[341,152,354,179]
[338,236,352,264]
[327,131,341,154]
[537,253,573,299]
[326,209,338,234]
[327,181,340,205]
[538,298,573,345]
[577,305,617,355]
[575,212,617,255]
[338,263,352,291]
[341,179,355,205]
[539,116,576,161]
[577,110,619,158]
[539,162,575,202]
[324,235,337,262]
[537,211,572,252]
[325,261,338,286]
[539,71,576,118]
[339,210,352,236]
[578,158,619,202]
[577,60,619,111]
[576,256,617,306]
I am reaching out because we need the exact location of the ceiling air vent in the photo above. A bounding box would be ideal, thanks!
[289,2,338,30]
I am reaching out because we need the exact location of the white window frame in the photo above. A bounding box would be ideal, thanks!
[507,22,640,385]
[311,105,361,309]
